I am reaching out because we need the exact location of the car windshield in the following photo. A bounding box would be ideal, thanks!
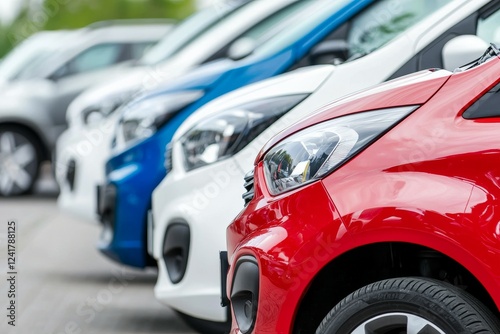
[0,32,68,82]
[228,0,317,51]
[252,0,353,58]
[253,0,451,61]
[139,1,249,65]
[347,0,452,58]
[13,32,79,80]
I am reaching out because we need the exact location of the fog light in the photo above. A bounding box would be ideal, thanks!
[231,256,259,333]
[66,159,76,191]
[163,222,190,284]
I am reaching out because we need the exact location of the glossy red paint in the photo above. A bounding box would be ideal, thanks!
[255,68,452,163]
[227,56,500,334]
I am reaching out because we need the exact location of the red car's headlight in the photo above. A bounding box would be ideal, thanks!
[263,106,418,195]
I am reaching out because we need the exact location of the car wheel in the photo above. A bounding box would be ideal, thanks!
[177,311,230,334]
[316,277,500,334]
[0,127,41,196]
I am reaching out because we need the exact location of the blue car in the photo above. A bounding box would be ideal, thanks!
[97,0,375,268]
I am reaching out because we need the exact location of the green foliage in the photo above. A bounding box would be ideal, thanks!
[0,0,195,58]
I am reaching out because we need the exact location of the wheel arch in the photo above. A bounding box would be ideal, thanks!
[292,239,500,334]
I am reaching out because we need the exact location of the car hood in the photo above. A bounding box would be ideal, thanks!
[66,66,150,127]
[256,68,453,162]
[134,58,236,103]
[66,57,204,128]
[172,65,337,141]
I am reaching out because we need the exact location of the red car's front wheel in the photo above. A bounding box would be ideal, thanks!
[316,277,500,334]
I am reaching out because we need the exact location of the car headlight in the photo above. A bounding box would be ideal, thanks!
[263,106,418,195]
[81,95,130,126]
[116,90,203,147]
[180,94,308,172]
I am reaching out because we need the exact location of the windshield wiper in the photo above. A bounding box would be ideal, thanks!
[463,43,500,70]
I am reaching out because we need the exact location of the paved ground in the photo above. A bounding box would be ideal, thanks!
[0,172,196,334]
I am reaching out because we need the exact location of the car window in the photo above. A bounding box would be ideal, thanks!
[477,9,500,45]
[383,3,500,80]
[71,44,123,73]
[253,0,351,58]
[139,1,251,65]
[463,82,500,119]
[9,32,79,81]
[235,1,314,46]
[348,0,452,58]
[0,33,63,81]
[52,44,124,79]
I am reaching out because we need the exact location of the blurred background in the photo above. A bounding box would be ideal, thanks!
[0,0,208,59]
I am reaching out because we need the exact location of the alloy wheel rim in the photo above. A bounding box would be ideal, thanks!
[0,131,37,195]
[351,312,446,334]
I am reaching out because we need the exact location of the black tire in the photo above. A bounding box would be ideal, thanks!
[0,126,42,196]
[316,277,500,334]
[177,311,230,334]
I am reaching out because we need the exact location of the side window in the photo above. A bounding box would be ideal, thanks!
[463,83,500,119]
[52,44,125,79]
[477,9,500,44]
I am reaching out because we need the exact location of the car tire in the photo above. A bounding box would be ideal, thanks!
[177,311,230,334]
[0,126,42,196]
[316,277,500,334]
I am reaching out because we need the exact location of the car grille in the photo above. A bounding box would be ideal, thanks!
[242,170,255,206]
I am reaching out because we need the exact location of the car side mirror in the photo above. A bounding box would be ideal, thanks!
[228,38,256,61]
[442,35,490,71]
[309,40,349,65]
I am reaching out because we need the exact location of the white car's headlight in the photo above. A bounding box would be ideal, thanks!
[116,91,203,147]
[66,92,132,129]
[81,95,130,126]
[263,106,418,195]
[180,94,308,172]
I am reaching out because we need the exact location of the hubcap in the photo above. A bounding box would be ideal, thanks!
[0,131,37,195]
[351,312,446,334]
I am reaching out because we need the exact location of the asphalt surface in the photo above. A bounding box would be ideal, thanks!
[0,172,196,334]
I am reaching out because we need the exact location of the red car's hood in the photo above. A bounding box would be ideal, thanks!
[256,69,452,163]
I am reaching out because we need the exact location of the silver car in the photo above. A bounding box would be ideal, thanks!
[0,21,172,196]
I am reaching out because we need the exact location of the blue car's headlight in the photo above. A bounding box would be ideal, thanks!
[180,94,308,172]
[263,106,418,195]
[116,91,203,148]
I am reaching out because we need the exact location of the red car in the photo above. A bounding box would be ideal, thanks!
[226,45,500,334]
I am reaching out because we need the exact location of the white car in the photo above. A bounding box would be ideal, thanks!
[56,0,299,221]
[151,0,499,328]
[0,21,171,196]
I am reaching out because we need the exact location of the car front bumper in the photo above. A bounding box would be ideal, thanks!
[152,157,246,322]
[226,177,347,333]
[55,125,113,223]
[97,135,167,268]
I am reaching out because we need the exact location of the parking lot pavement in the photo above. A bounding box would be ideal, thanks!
[0,195,196,334]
